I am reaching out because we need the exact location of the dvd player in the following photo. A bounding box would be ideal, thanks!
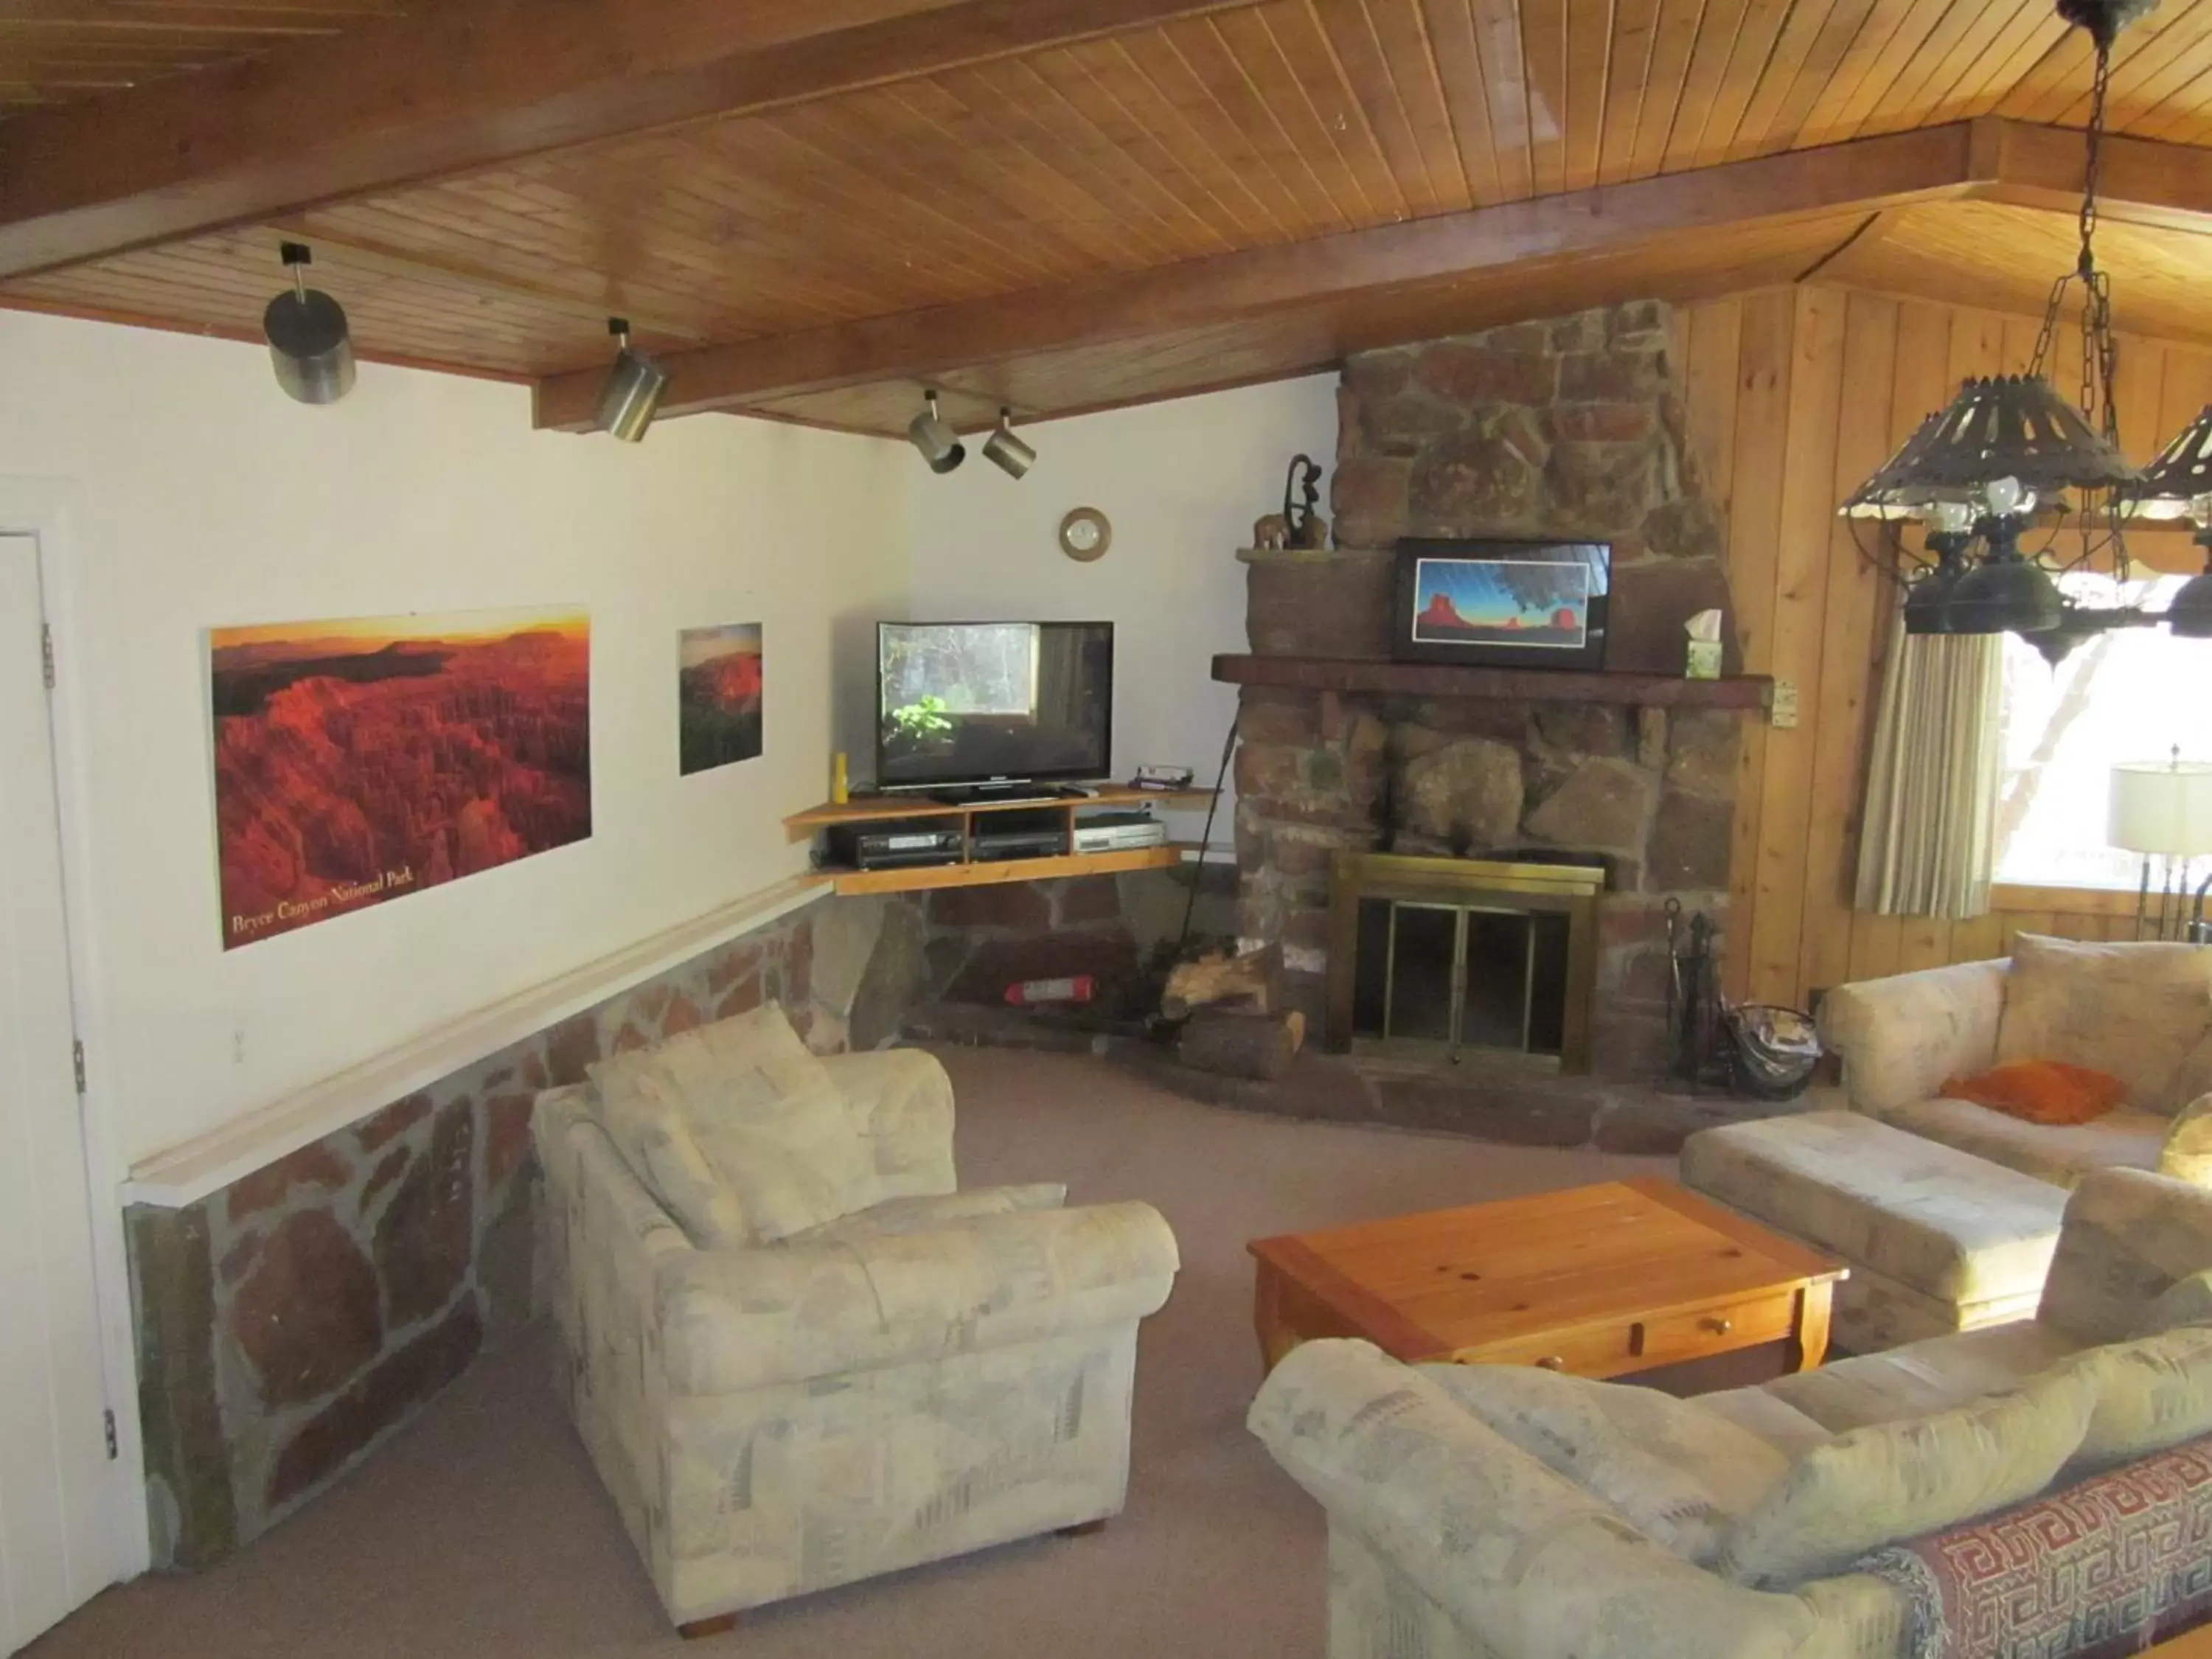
[972,828,1068,861]
[1072,820,1167,854]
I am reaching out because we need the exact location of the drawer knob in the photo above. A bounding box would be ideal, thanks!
[1701,1316,1734,1336]
[1534,1355,1565,1371]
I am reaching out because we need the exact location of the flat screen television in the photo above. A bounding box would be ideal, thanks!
[877,621,1113,794]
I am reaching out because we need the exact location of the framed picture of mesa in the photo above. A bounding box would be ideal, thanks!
[1391,538,1611,671]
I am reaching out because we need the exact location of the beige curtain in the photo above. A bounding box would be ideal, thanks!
[1853,617,2004,919]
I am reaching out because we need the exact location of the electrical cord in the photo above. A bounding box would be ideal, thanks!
[1175,709,1241,956]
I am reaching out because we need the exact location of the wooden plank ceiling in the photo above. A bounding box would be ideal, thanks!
[7,0,2212,434]
[0,0,417,112]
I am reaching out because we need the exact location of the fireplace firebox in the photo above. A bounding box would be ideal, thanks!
[1325,851,1604,1072]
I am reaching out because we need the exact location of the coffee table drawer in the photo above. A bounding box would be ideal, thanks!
[1453,1321,1638,1375]
[1638,1291,1798,1366]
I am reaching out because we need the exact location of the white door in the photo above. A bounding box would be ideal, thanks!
[0,534,115,1652]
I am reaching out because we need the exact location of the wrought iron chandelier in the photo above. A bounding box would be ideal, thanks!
[1839,0,2210,657]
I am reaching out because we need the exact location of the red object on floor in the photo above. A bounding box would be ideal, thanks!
[1005,975,1097,1006]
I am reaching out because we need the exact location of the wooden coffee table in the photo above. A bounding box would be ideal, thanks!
[1248,1177,1846,1378]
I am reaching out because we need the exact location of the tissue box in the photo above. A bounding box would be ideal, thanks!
[1686,639,1723,680]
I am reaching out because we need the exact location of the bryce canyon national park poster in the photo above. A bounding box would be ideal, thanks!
[210,608,593,948]
[678,622,763,776]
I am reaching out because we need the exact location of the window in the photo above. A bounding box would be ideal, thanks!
[1995,571,2208,889]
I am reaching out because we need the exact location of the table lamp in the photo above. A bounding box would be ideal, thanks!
[2109,754,2212,939]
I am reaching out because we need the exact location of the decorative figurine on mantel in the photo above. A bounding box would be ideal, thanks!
[1252,453,1328,551]
[1284,453,1327,549]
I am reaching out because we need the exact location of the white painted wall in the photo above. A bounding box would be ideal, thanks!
[903,378,1338,844]
[0,310,908,1166]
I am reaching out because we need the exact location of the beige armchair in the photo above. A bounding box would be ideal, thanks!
[1815,936,2212,1189]
[532,1006,1179,1633]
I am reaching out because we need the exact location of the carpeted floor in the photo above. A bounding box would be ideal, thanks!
[32,1046,1666,1659]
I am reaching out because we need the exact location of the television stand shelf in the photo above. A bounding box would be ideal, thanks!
[784,787,1217,897]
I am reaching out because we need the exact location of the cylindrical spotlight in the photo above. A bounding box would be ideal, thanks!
[908,391,966,474]
[262,243,355,406]
[597,317,667,442]
[982,407,1036,480]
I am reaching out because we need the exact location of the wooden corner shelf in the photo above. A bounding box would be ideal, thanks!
[784,785,1215,839]
[821,844,1186,896]
[784,787,1217,896]
[1211,654,1773,712]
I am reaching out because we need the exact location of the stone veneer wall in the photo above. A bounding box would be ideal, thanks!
[914,866,1242,1014]
[922,874,1146,1006]
[1235,300,1744,1076]
[128,891,925,1569]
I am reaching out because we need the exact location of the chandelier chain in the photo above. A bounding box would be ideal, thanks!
[2031,29,2114,433]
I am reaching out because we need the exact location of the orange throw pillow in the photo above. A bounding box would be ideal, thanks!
[1940,1061,2129,1125]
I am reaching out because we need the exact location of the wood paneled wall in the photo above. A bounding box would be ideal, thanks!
[1676,283,2211,1009]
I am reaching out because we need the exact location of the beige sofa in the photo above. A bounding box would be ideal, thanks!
[532,1006,1180,1631]
[1251,1166,2212,1659]
[1815,936,2212,1189]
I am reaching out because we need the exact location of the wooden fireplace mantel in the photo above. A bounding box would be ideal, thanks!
[1211,654,1773,713]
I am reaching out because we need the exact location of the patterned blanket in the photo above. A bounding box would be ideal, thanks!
[1859,1436,2212,1659]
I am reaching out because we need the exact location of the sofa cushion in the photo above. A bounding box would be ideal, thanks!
[594,1081,750,1248]
[1868,1094,2168,1189]
[1761,1321,2085,1434]
[777,1183,1066,1245]
[1995,934,2212,1113]
[2057,1326,2212,1471]
[1670,1386,1836,1459]
[1422,1366,1789,1564]
[593,1005,882,1242]
[1938,1061,2128,1125]
[1680,1111,2065,1304]
[2040,1169,2212,1346]
[1715,1365,2096,1590]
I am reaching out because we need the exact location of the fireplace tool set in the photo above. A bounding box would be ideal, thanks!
[1664,900,1821,1099]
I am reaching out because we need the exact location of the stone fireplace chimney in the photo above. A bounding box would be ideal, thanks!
[1231,300,1745,1079]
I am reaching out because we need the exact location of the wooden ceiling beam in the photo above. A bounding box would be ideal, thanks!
[0,0,1262,281]
[1978,120,2212,237]
[533,122,1996,431]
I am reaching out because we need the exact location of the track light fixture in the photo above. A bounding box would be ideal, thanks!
[262,242,355,406]
[908,391,966,474]
[982,408,1037,480]
[595,317,667,442]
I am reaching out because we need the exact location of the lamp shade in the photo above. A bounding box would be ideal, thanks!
[596,346,667,442]
[1845,376,2138,510]
[2168,570,2212,638]
[2109,762,2212,856]
[1841,411,1964,519]
[1946,552,2062,635]
[262,288,355,406]
[2125,403,2212,521]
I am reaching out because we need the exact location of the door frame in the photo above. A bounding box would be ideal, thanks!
[0,480,152,1587]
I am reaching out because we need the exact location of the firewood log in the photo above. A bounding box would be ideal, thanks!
[1161,945,1278,1019]
[1178,1006,1301,1080]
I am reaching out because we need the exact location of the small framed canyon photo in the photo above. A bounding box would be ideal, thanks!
[1391,538,1612,671]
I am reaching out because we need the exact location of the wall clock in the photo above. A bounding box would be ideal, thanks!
[1058,507,1111,562]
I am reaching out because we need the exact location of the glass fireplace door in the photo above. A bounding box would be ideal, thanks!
[1351,897,1555,1062]
[1328,850,1604,1073]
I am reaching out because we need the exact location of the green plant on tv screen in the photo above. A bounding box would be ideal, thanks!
[891,695,953,737]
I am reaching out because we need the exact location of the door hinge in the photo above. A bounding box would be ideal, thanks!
[41,623,55,690]
[102,1409,116,1460]
[72,1038,86,1093]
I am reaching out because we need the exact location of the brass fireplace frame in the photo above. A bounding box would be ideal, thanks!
[1324,850,1604,1073]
